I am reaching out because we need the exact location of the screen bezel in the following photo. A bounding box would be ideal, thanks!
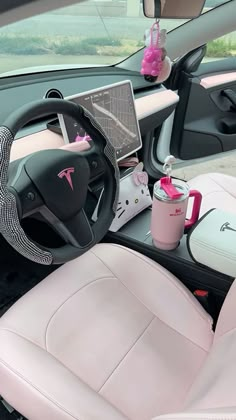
[58,80,142,162]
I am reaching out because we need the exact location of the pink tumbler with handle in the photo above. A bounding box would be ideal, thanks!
[151,177,202,250]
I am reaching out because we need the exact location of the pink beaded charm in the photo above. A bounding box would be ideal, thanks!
[141,21,163,78]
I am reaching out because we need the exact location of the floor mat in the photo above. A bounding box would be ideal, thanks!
[0,400,24,419]
[0,223,59,420]
[0,403,12,420]
[0,403,13,420]
[0,238,57,317]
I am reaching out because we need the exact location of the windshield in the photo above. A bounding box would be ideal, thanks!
[0,0,231,76]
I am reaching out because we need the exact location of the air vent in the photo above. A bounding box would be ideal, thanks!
[44,89,64,99]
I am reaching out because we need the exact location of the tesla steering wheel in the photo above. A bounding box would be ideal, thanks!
[0,99,119,265]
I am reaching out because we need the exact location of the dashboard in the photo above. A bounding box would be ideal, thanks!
[0,68,164,124]
[10,87,178,161]
[0,68,179,163]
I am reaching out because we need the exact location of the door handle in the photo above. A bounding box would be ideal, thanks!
[222,89,236,110]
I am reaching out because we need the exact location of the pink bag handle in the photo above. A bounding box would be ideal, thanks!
[185,190,202,228]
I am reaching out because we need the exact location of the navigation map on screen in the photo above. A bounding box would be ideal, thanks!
[59,81,142,161]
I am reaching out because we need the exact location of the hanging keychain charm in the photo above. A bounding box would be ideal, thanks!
[163,155,176,180]
[141,20,163,81]
[160,155,182,199]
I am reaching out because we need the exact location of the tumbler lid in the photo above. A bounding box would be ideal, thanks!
[154,178,189,203]
[154,155,189,202]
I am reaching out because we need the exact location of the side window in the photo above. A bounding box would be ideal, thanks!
[204,31,236,62]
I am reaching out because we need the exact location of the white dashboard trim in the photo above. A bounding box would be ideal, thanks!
[200,72,236,89]
[135,90,179,120]
[10,130,64,162]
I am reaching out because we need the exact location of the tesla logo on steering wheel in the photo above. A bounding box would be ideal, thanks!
[58,167,75,191]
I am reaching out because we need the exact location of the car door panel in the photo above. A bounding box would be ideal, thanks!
[170,57,236,160]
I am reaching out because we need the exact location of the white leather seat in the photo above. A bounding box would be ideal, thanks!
[0,243,236,419]
[188,172,236,217]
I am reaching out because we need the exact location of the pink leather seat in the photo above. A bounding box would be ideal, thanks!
[0,243,235,419]
[188,172,236,217]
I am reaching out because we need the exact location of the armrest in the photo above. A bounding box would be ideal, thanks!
[222,88,236,110]
[187,208,236,277]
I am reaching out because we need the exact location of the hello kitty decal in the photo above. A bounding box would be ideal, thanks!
[92,163,152,232]
[108,163,152,232]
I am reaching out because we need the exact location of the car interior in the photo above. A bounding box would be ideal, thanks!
[0,0,236,419]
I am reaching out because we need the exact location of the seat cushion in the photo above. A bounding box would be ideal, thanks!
[0,244,213,420]
[188,173,236,217]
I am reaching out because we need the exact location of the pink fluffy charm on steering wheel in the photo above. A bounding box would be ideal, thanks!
[141,21,163,78]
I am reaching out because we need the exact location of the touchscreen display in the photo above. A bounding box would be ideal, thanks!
[58,81,142,161]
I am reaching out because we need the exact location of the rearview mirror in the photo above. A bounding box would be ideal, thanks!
[143,0,206,19]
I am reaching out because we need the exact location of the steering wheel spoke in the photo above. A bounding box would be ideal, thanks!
[64,209,94,248]
[8,159,44,218]
[62,211,94,249]
[41,206,94,248]
[20,186,44,218]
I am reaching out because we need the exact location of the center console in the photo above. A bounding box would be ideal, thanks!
[105,208,234,310]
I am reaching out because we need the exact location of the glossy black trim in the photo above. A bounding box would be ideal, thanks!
[106,230,233,296]
[0,0,34,13]
[193,57,236,78]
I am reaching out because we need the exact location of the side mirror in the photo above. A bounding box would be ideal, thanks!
[143,0,206,19]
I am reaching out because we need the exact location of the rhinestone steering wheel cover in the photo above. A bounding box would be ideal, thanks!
[0,126,53,264]
[0,99,119,265]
